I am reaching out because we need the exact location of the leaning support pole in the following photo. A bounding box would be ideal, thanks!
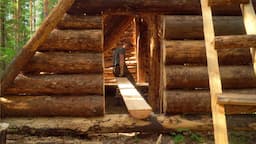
[0,0,75,95]
[2,114,256,136]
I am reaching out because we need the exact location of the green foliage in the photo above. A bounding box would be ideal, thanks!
[0,47,16,63]
[169,129,205,144]
[173,134,185,144]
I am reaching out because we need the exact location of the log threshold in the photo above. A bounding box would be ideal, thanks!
[2,114,256,136]
[116,77,152,119]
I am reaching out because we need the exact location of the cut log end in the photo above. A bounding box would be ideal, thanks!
[129,109,152,120]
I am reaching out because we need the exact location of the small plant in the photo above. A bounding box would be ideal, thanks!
[173,134,185,144]
[169,129,205,144]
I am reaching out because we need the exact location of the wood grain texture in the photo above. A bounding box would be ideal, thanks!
[164,40,251,65]
[67,0,256,15]
[116,77,152,119]
[164,90,256,114]
[209,0,249,6]
[165,65,256,89]
[5,74,103,95]
[215,35,256,49]
[0,0,75,95]
[1,95,104,117]
[39,29,102,52]
[23,52,103,74]
[57,14,102,29]
[165,16,246,40]
[201,0,228,143]
[218,93,256,105]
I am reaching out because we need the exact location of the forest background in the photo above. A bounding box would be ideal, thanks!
[0,0,58,76]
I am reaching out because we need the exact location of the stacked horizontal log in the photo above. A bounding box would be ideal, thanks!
[68,0,256,15]
[163,15,256,114]
[2,14,104,117]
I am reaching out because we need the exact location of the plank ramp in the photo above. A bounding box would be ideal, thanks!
[116,77,152,119]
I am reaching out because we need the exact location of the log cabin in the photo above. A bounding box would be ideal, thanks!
[0,0,256,143]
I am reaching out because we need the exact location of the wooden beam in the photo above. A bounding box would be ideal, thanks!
[104,15,134,52]
[165,40,251,65]
[164,90,256,114]
[208,0,249,6]
[0,123,8,144]
[165,65,256,89]
[164,16,245,40]
[67,0,256,15]
[39,29,102,52]
[23,52,103,74]
[1,95,104,117]
[57,14,102,29]
[4,74,103,95]
[0,0,75,95]
[241,0,256,75]
[218,93,256,106]
[116,77,152,119]
[201,0,228,143]
[146,15,163,113]
[215,35,256,49]
[2,114,256,136]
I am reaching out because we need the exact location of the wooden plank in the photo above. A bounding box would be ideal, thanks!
[215,35,256,49]
[116,77,152,119]
[209,0,249,6]
[218,93,256,106]
[241,0,256,74]
[200,0,228,144]
[0,0,75,95]
[0,123,8,144]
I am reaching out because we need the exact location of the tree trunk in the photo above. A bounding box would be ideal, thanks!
[44,0,49,17]
[29,0,33,33]
[3,114,256,136]
[23,52,103,74]
[164,16,246,40]
[1,95,104,117]
[165,65,256,89]
[5,74,103,95]
[0,0,5,48]
[164,90,256,114]
[165,40,252,65]
[39,29,102,52]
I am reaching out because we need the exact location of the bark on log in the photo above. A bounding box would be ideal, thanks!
[57,14,102,29]
[2,114,256,136]
[165,16,246,40]
[5,74,103,95]
[165,40,252,65]
[208,0,249,6]
[23,52,103,74]
[1,95,104,117]
[0,0,75,95]
[0,123,8,144]
[67,0,256,15]
[164,90,256,114]
[39,29,102,52]
[165,65,256,89]
[215,35,256,49]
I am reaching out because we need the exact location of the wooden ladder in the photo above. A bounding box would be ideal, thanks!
[201,0,256,144]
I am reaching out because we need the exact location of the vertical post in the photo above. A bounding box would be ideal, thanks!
[146,15,163,113]
[137,17,150,83]
[0,123,9,144]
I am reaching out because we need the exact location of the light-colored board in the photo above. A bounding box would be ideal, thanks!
[241,0,256,75]
[218,93,256,106]
[116,77,152,119]
[200,0,229,144]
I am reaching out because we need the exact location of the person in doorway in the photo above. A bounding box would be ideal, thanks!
[112,43,127,77]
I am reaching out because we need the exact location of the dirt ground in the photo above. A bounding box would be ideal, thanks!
[6,131,256,144]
